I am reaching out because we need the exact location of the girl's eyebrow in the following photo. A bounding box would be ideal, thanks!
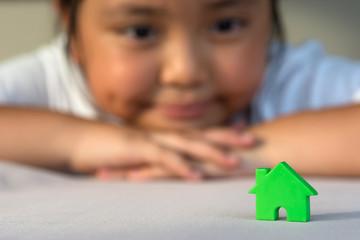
[103,4,166,17]
[206,0,256,9]
[103,0,256,17]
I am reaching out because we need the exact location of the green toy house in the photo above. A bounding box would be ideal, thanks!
[249,162,318,222]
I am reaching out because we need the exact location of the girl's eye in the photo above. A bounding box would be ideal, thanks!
[124,25,157,41]
[211,18,246,34]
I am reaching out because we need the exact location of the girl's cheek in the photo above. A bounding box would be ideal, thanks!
[86,56,157,117]
[216,49,267,112]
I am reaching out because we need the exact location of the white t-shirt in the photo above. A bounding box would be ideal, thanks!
[0,35,119,123]
[251,41,360,123]
[1,35,360,125]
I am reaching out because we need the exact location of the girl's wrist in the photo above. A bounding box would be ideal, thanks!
[53,116,109,172]
[246,122,291,169]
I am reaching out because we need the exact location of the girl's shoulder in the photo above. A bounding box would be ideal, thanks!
[0,35,100,120]
[251,40,360,123]
[0,36,66,107]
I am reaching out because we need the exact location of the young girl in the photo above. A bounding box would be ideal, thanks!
[1,0,360,181]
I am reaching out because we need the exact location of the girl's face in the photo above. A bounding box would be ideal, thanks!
[70,0,271,130]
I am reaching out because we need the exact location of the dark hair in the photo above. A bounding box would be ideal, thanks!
[271,0,285,44]
[59,0,83,38]
[60,0,285,42]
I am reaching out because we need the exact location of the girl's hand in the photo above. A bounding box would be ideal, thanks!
[69,123,201,181]
[93,122,257,181]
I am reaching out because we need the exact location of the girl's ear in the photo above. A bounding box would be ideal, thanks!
[52,0,70,30]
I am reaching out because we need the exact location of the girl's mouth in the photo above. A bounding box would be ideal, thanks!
[158,100,213,119]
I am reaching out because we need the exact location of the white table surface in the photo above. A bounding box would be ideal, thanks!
[1,160,360,240]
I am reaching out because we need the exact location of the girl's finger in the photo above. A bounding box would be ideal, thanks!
[194,127,256,149]
[95,168,126,180]
[95,166,172,181]
[191,161,241,178]
[96,166,202,182]
[231,120,248,131]
[94,138,201,181]
[148,132,241,169]
[126,166,176,182]
[143,142,203,181]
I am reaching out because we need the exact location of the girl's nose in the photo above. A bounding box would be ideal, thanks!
[160,38,209,88]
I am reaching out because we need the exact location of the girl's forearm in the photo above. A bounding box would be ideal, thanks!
[248,104,360,177]
[0,106,92,171]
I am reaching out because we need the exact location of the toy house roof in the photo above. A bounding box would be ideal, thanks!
[249,162,318,196]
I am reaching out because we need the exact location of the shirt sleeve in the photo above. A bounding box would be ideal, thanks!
[251,40,360,123]
[0,53,48,108]
[0,35,102,121]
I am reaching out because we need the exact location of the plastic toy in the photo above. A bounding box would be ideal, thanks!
[249,161,318,222]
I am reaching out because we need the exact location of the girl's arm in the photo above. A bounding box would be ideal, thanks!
[0,106,96,171]
[246,104,360,176]
[0,106,251,180]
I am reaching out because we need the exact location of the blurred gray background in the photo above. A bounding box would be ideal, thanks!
[0,0,359,61]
